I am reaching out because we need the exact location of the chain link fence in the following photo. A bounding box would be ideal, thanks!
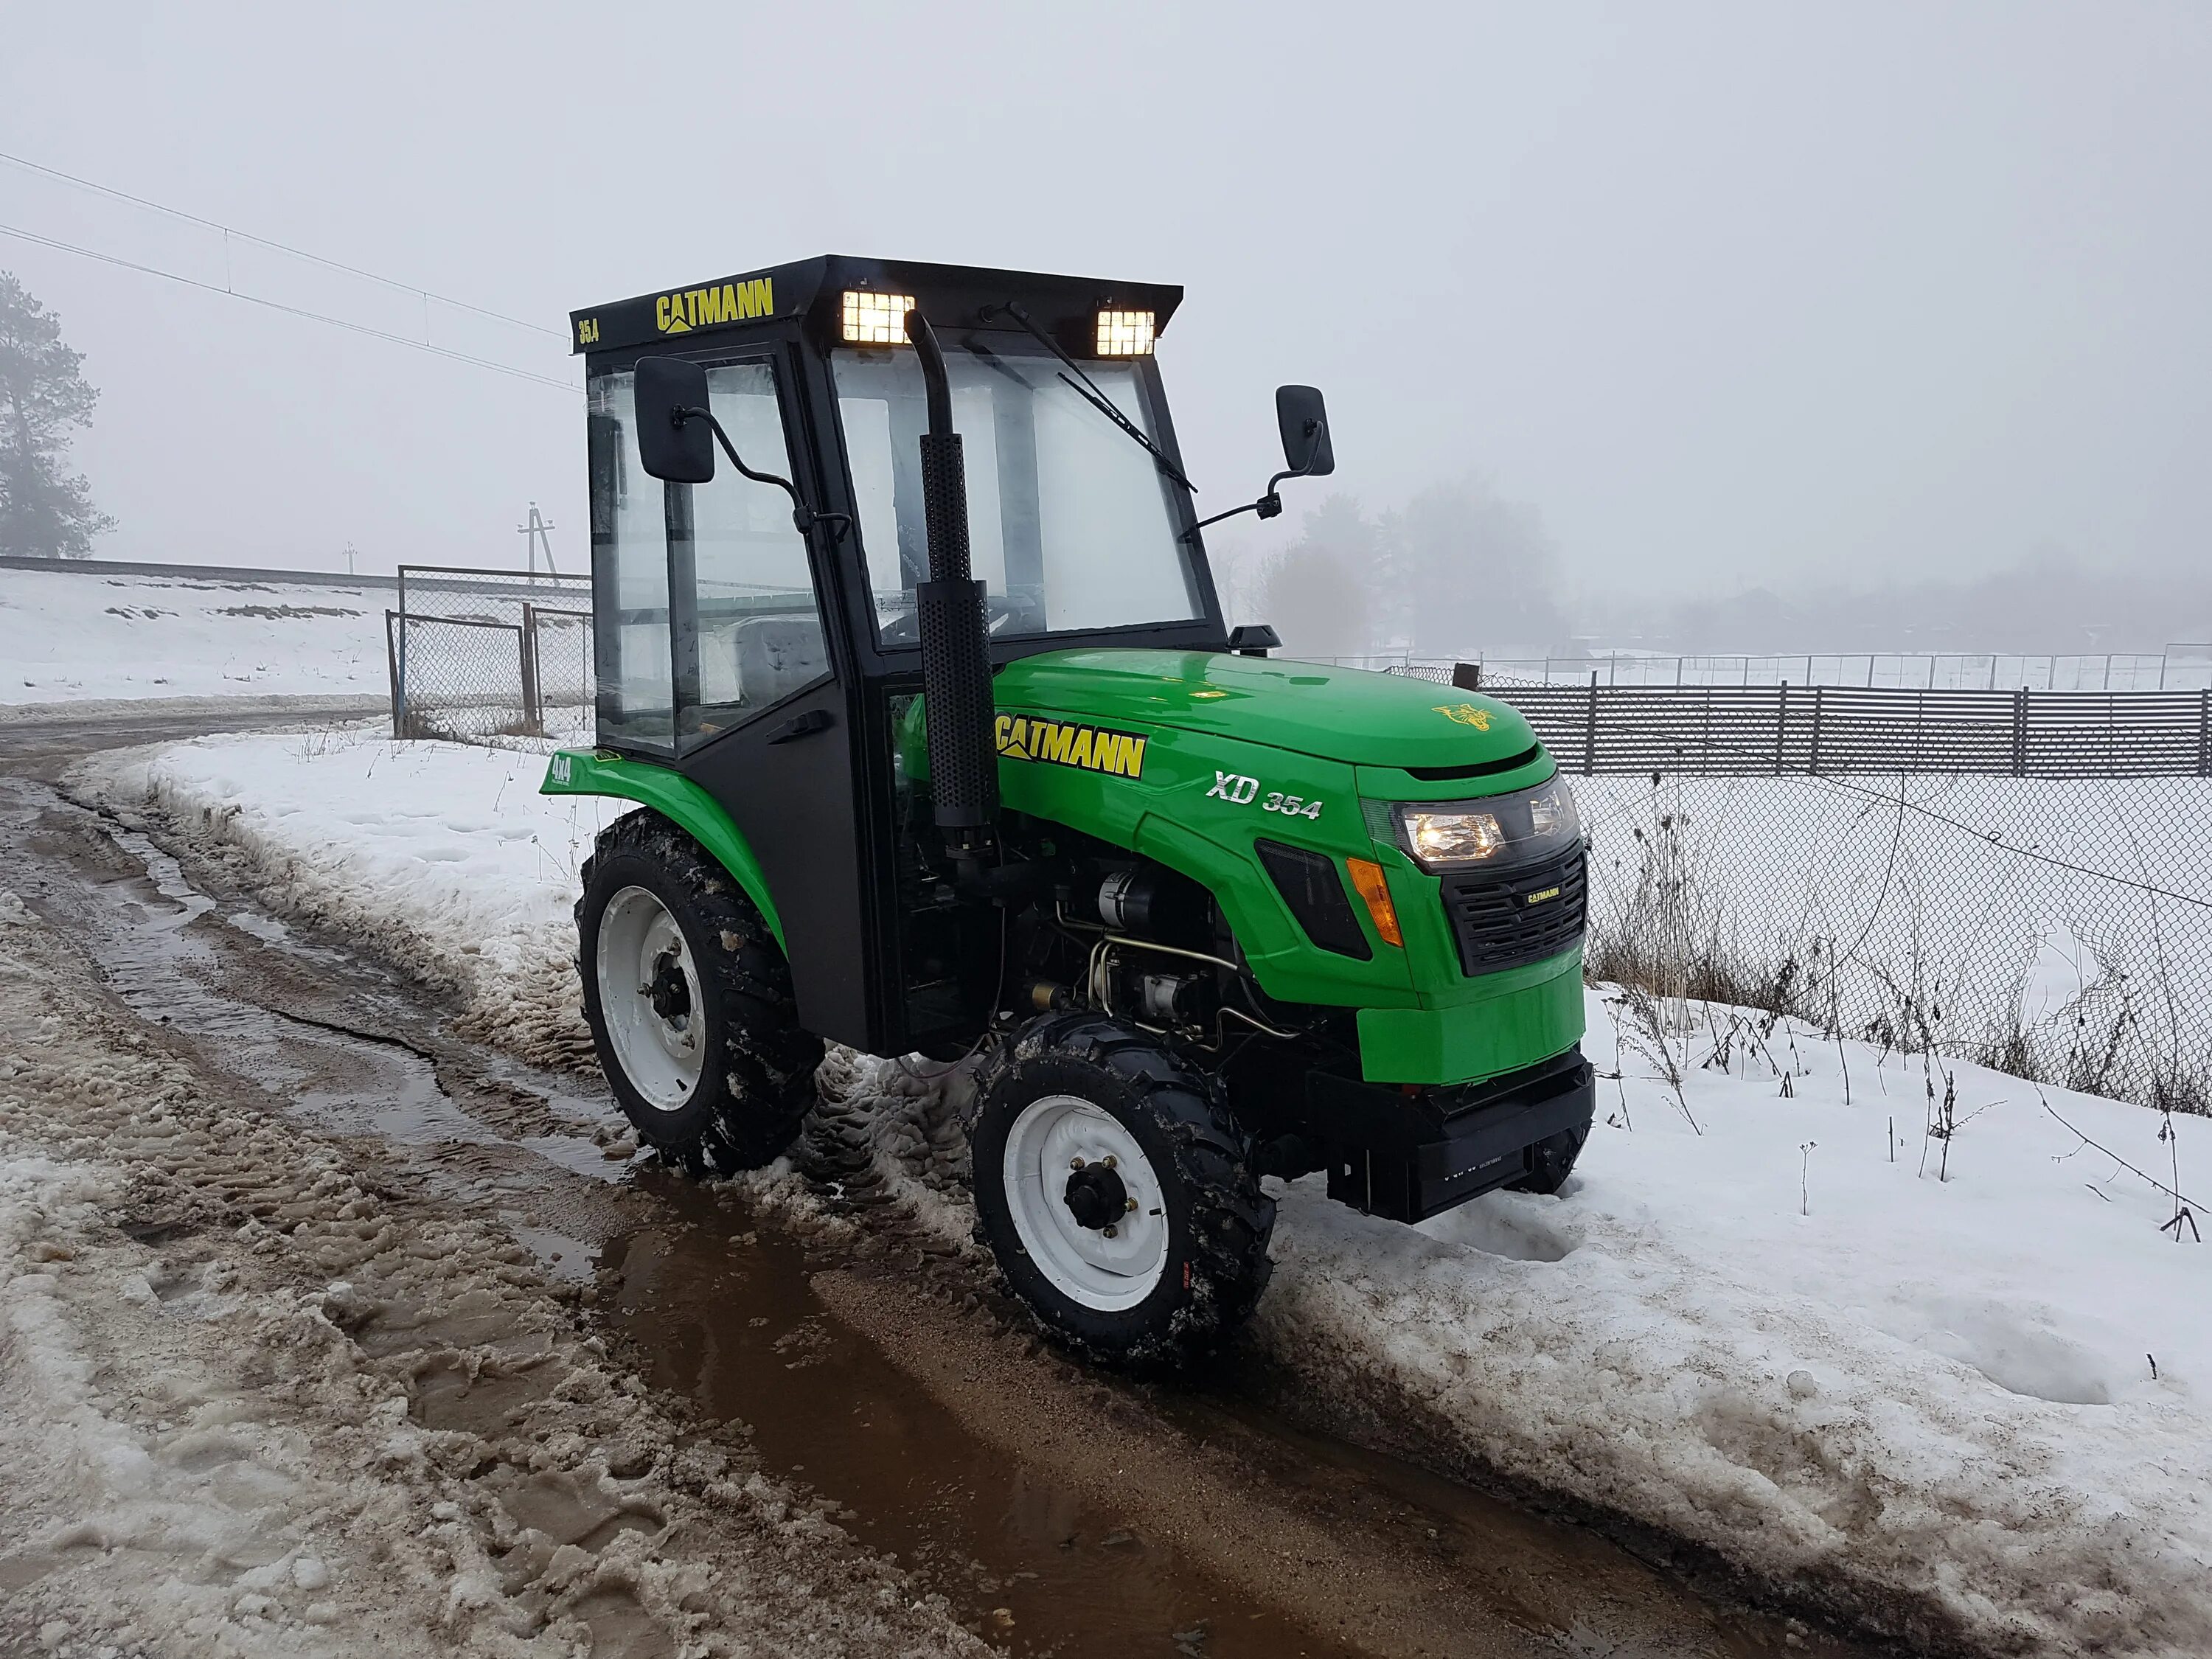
[385,565,593,748]
[1370,659,2212,1110]
[1576,771,2212,1113]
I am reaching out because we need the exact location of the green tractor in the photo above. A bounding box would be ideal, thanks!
[544,257,1593,1365]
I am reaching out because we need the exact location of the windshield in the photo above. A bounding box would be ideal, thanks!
[832,339,1203,641]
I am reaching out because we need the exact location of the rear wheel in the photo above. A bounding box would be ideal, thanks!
[577,811,820,1172]
[971,1012,1273,1367]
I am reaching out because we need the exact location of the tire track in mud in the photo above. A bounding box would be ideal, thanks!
[0,789,992,1658]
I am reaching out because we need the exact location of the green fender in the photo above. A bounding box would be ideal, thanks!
[539,750,785,948]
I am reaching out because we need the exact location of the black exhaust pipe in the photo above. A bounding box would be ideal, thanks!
[903,308,998,862]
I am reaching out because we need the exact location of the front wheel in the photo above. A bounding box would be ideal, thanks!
[970,1012,1274,1368]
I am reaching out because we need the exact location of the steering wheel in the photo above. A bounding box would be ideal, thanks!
[878,589,1042,644]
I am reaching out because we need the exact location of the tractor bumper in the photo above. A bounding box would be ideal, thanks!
[1354,948,1585,1085]
[1312,1048,1596,1223]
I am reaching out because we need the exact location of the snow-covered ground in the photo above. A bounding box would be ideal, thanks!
[0,564,388,704]
[77,729,2212,1656]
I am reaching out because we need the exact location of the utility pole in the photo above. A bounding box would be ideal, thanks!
[342,541,358,577]
[517,502,559,579]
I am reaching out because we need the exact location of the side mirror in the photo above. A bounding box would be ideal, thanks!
[633,356,715,484]
[1178,384,1340,545]
[1275,385,1335,479]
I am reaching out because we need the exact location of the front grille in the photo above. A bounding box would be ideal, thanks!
[1439,842,1587,975]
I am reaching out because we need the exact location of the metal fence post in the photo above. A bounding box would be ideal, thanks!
[2012,686,2028,776]
[2201,688,2209,778]
[1809,685,1823,775]
[1585,670,1599,775]
[385,610,404,738]
[1775,681,1788,774]
[520,603,543,734]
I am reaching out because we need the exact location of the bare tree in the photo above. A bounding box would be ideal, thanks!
[0,273,114,559]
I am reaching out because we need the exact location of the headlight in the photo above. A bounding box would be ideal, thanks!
[1390,779,1581,871]
[841,290,917,344]
[1399,808,1506,866]
[1526,781,1579,842]
[1096,309,1155,355]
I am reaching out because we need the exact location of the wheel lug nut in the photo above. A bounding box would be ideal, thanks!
[1103,1224,1118,1238]
[1070,1156,1085,1170]
[1124,1197,1138,1212]
[1103,1155,1117,1169]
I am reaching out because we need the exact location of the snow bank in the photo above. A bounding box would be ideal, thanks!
[1261,996,2211,1653]
[79,728,621,1067]
[0,563,387,703]
[78,733,2212,1655]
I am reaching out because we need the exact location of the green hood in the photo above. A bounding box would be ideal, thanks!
[992,650,1538,771]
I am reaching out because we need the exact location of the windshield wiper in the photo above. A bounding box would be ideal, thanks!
[981,300,1197,494]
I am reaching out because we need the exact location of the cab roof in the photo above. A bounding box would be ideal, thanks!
[568,254,1183,358]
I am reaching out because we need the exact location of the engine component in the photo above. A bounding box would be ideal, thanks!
[1096,867,1155,932]
[1023,976,1072,1012]
[1137,971,1198,1023]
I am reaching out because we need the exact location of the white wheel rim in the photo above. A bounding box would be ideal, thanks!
[595,886,706,1112]
[1001,1094,1170,1312]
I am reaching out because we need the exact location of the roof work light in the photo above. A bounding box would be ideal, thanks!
[841,291,917,344]
[1095,309,1155,356]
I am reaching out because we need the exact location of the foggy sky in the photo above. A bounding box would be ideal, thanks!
[3,2,2206,608]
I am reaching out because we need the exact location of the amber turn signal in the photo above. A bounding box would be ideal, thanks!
[1343,857,1403,948]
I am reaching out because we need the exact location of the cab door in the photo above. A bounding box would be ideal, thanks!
[587,353,872,1047]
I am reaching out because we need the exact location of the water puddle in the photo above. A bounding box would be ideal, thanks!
[598,1181,1354,1659]
[55,805,607,1187]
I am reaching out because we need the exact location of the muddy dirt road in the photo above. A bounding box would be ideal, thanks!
[0,712,1885,1658]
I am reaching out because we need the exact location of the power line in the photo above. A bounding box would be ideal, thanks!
[0,147,566,341]
[0,220,577,393]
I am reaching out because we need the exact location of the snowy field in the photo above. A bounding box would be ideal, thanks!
[77,728,2212,1657]
[0,563,388,705]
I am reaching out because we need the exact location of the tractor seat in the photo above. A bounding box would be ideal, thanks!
[732,613,827,706]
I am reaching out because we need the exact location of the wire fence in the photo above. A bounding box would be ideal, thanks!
[1364,662,2212,1111]
[1576,772,2212,1114]
[386,564,593,748]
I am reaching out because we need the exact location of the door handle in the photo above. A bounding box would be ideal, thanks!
[768,708,835,744]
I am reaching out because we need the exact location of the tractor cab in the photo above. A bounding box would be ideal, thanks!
[547,257,1594,1366]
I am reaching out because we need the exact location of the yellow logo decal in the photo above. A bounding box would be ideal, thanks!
[1525,886,1562,905]
[995,714,1147,780]
[655,277,774,335]
[575,317,600,347]
[1433,703,1493,730]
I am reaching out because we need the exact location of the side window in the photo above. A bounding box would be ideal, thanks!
[679,362,825,747]
[587,361,827,754]
[588,377,672,751]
